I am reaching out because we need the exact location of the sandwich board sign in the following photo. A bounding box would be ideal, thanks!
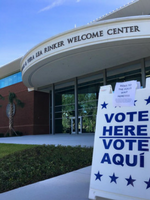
[89,78,150,200]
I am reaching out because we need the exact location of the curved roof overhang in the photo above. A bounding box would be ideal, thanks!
[0,57,22,79]
[95,0,150,22]
[21,16,150,89]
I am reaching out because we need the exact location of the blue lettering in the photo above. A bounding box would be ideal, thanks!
[115,113,125,122]
[105,113,114,123]
[137,125,147,135]
[138,140,149,151]
[127,112,137,122]
[101,153,145,168]
[103,111,149,124]
[114,126,123,136]
[102,139,112,149]
[125,125,135,135]
[103,126,112,136]
[126,140,136,150]
[140,153,144,167]
[112,154,124,166]
[101,153,111,164]
[113,139,124,150]
[138,111,149,121]
[126,154,137,167]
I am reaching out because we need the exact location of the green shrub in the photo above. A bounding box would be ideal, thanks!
[0,145,93,193]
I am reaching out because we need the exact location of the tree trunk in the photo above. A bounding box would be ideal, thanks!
[9,103,13,136]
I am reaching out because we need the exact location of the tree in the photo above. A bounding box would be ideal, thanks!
[0,94,4,107]
[8,92,24,136]
[61,92,97,133]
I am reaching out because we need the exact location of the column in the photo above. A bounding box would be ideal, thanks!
[103,69,107,85]
[75,78,78,134]
[49,91,51,134]
[141,58,146,88]
[52,84,55,135]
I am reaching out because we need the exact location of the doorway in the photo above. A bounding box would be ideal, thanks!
[70,116,82,134]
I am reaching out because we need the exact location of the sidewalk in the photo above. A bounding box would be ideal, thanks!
[0,133,94,200]
[0,133,94,147]
[0,166,91,200]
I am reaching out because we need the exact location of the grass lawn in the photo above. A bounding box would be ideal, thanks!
[0,143,38,158]
[0,144,93,193]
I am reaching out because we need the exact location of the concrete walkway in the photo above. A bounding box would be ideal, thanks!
[0,166,92,200]
[0,133,94,200]
[0,133,94,147]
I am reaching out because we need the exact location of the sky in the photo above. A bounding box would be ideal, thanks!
[0,0,133,67]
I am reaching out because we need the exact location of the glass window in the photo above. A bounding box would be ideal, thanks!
[78,78,103,133]
[55,86,75,133]
[145,57,150,78]
[0,72,22,89]
[107,64,142,90]
[145,58,150,87]
[53,78,103,134]
[146,66,150,78]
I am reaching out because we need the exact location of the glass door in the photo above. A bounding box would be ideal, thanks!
[70,116,82,134]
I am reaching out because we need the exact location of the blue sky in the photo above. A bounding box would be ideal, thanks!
[0,0,132,67]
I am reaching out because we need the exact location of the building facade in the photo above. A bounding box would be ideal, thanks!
[1,0,150,135]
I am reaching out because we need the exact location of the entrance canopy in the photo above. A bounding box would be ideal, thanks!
[95,0,150,22]
[21,16,150,90]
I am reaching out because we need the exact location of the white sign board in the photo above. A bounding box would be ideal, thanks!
[89,79,150,200]
[113,80,137,107]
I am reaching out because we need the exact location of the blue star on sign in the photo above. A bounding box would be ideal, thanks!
[145,96,150,105]
[101,102,108,109]
[125,175,136,187]
[134,100,137,106]
[109,173,118,184]
[94,171,103,181]
[145,178,150,189]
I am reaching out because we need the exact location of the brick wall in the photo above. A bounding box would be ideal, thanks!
[0,82,49,135]
[33,91,49,135]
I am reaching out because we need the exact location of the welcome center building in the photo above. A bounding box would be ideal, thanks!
[1,0,150,135]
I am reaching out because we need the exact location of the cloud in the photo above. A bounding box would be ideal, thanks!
[38,0,65,13]
[76,0,81,2]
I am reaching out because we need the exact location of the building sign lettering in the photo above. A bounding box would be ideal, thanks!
[44,41,65,53]
[107,25,140,35]
[21,25,141,71]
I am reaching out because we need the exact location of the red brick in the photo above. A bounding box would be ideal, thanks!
[0,82,49,135]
